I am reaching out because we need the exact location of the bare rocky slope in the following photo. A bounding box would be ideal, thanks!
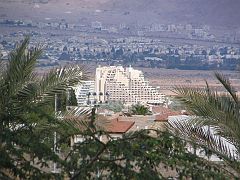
[0,0,239,28]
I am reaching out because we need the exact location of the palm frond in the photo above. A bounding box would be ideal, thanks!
[15,65,89,104]
[2,37,42,97]
[0,60,6,92]
[63,106,92,117]
[0,60,5,78]
[8,37,40,81]
[214,72,238,104]
[37,65,89,103]
[57,106,110,136]
[170,75,240,173]
[167,118,238,161]
[173,85,240,142]
[171,73,240,165]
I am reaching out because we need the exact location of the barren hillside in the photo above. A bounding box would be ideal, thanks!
[0,0,239,28]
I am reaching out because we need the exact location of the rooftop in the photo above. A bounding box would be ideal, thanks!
[155,112,182,122]
[106,118,135,133]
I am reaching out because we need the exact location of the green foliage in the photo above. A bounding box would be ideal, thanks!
[68,88,78,106]
[0,37,87,179]
[101,100,124,112]
[56,88,78,112]
[168,72,240,175]
[61,119,234,179]
[130,103,151,115]
[168,97,185,111]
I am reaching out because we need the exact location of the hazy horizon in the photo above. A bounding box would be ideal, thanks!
[0,0,240,29]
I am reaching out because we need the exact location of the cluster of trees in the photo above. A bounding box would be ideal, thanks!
[130,103,152,116]
[0,38,239,179]
[101,102,152,115]
[101,100,124,113]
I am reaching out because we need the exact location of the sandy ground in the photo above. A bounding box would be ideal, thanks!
[139,67,240,96]
[36,63,240,96]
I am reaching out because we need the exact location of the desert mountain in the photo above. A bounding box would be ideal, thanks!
[0,0,239,28]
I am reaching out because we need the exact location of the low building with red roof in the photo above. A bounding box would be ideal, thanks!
[106,118,135,134]
[155,111,182,122]
[99,118,135,142]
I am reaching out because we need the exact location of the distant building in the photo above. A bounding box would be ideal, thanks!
[73,81,95,106]
[95,66,166,105]
[119,23,126,30]
[150,23,165,32]
[91,21,102,30]
[185,24,192,31]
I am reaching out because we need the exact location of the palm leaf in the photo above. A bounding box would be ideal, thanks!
[2,37,42,98]
[37,65,89,103]
[0,60,5,78]
[15,65,89,105]
[214,72,238,104]
[173,85,240,142]
[168,118,238,161]
[57,107,109,136]
[170,72,240,172]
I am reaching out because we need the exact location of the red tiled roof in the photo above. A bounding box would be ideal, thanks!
[155,114,169,122]
[151,106,173,114]
[155,112,182,122]
[106,118,135,133]
[151,106,185,122]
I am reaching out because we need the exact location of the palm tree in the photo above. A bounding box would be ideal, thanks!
[168,72,240,174]
[0,37,88,179]
[131,103,151,116]
[105,92,110,103]
[87,92,91,105]
[99,92,103,104]
[68,88,78,106]
[92,92,97,104]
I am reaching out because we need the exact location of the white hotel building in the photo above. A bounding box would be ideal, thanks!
[95,66,165,105]
[73,81,95,106]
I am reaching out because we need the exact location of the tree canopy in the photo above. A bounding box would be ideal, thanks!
[130,103,151,115]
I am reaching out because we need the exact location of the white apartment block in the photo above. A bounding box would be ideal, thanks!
[95,66,166,105]
[73,81,95,106]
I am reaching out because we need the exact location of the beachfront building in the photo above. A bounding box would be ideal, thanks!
[73,81,95,106]
[95,66,166,105]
